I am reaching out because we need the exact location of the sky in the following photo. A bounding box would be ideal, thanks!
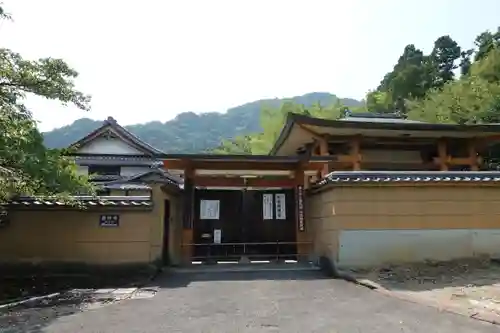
[2,0,500,131]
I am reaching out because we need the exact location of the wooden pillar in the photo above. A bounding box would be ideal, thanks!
[318,137,330,177]
[468,139,479,171]
[181,167,194,264]
[294,167,309,259]
[438,138,448,171]
[349,136,361,171]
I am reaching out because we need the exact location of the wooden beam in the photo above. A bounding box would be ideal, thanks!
[468,139,479,171]
[349,135,361,171]
[164,160,325,171]
[193,177,296,188]
[432,156,482,167]
[164,159,341,172]
[437,138,448,171]
[318,135,330,177]
[182,167,194,262]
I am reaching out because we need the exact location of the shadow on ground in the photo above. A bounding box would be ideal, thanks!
[153,268,328,289]
[0,290,105,333]
[0,266,156,333]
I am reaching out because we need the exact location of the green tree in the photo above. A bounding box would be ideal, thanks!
[407,75,500,125]
[474,27,500,61]
[429,35,462,87]
[470,46,500,83]
[377,44,435,113]
[459,49,474,76]
[365,91,393,113]
[213,100,349,154]
[0,6,93,203]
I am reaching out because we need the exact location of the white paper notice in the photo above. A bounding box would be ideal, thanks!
[200,200,220,220]
[214,229,222,244]
[263,194,274,220]
[275,193,286,220]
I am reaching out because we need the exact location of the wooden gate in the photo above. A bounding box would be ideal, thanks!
[192,188,297,260]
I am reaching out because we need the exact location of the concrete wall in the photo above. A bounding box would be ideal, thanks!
[0,185,182,266]
[307,184,500,268]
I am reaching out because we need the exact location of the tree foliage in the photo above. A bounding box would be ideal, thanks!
[0,5,93,202]
[212,99,361,154]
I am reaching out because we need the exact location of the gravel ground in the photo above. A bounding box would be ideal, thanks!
[8,269,497,333]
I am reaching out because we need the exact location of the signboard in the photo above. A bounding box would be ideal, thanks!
[262,194,273,220]
[213,229,222,244]
[99,214,120,227]
[200,200,220,220]
[275,193,286,220]
[296,185,305,232]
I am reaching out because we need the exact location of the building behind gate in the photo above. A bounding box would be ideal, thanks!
[3,112,500,268]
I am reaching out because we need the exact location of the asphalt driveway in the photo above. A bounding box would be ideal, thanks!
[4,269,498,333]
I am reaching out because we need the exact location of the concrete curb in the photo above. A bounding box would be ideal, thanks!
[0,292,61,310]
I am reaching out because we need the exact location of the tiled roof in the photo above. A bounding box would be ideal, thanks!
[315,171,500,187]
[102,183,152,190]
[9,196,153,208]
[74,155,160,166]
[101,169,182,187]
[69,117,165,155]
[90,174,124,181]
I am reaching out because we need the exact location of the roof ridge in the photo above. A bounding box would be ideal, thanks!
[69,116,165,155]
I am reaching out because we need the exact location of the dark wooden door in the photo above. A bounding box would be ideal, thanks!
[192,188,297,260]
[162,199,170,265]
[243,189,297,258]
[193,189,243,259]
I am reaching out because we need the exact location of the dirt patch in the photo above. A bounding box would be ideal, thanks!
[351,257,500,318]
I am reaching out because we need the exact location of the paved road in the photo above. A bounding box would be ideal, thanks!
[5,269,499,333]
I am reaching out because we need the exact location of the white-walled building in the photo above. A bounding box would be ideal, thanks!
[69,116,181,195]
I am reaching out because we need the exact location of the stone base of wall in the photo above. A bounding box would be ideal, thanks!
[0,261,161,278]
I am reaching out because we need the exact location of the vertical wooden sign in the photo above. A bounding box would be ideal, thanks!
[183,177,194,228]
[296,185,305,232]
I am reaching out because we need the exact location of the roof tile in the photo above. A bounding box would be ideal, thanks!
[9,196,153,208]
[315,171,500,187]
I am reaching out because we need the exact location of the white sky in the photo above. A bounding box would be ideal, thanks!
[2,0,500,131]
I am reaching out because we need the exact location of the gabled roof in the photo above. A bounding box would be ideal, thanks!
[270,113,500,156]
[100,168,183,188]
[69,117,164,155]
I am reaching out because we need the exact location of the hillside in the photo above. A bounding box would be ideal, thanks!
[43,92,362,153]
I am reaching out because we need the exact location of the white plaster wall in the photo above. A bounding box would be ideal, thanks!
[77,165,89,176]
[362,149,421,163]
[77,137,143,155]
[337,229,500,268]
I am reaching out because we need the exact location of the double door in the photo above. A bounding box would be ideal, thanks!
[193,189,296,259]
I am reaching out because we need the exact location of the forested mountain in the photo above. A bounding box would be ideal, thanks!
[43,92,362,153]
